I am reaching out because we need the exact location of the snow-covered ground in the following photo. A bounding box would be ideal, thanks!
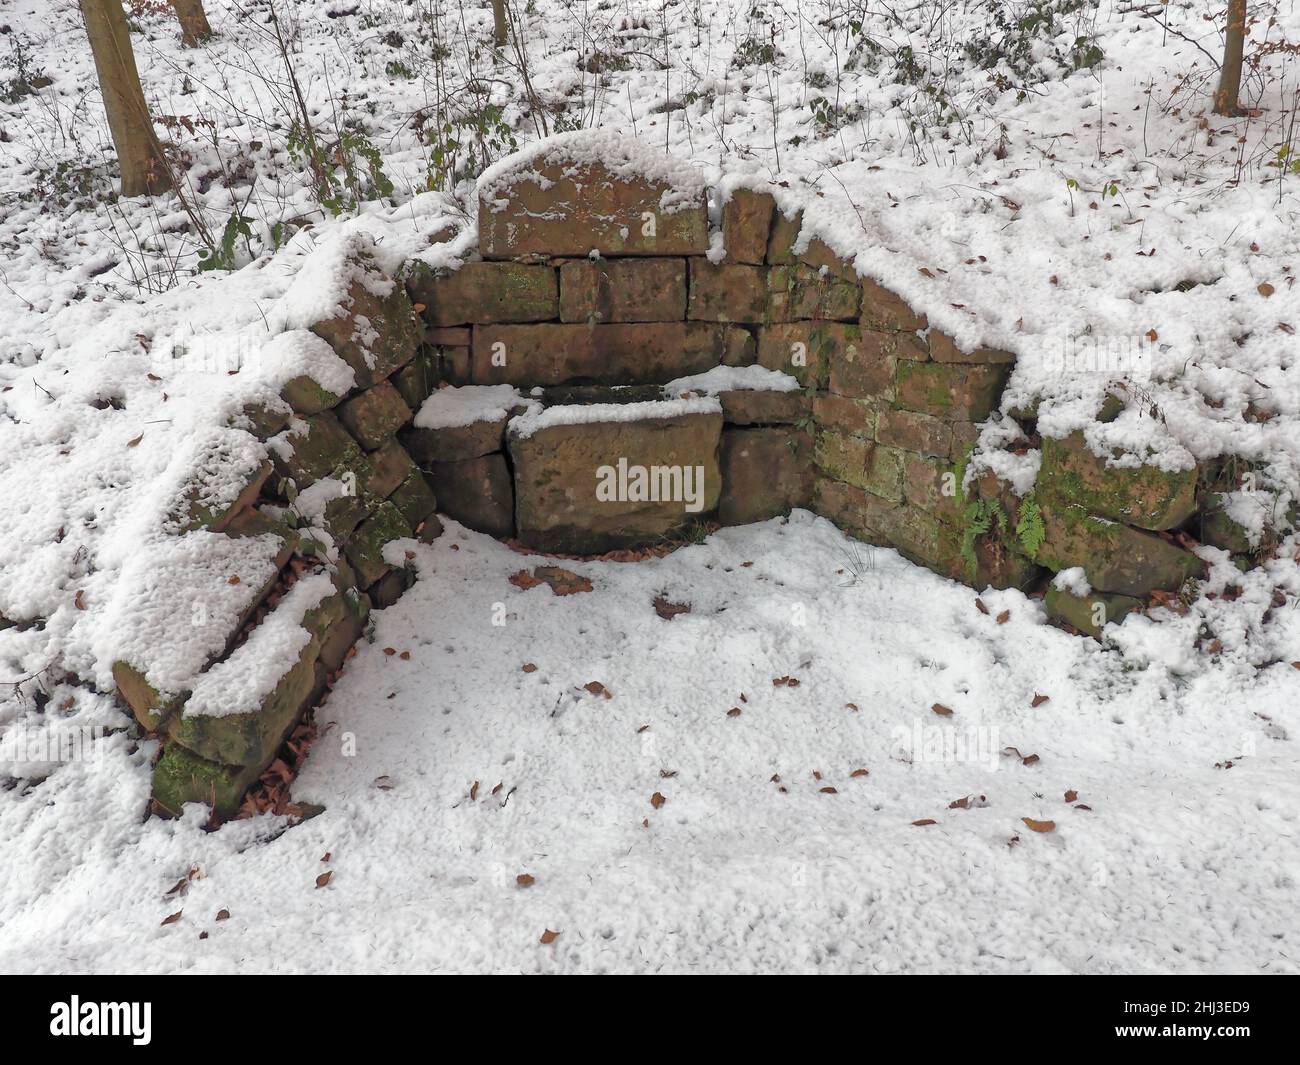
[2,516,1297,973]
[1,2,1299,973]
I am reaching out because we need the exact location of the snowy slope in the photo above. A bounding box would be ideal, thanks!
[1,517,1297,973]
[0,1,1298,973]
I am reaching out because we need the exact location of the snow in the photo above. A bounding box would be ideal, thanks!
[255,331,356,400]
[2,517,1297,973]
[508,397,723,439]
[663,365,802,397]
[478,129,708,215]
[0,0,1298,974]
[414,384,533,430]
[184,573,334,719]
[1052,567,1093,598]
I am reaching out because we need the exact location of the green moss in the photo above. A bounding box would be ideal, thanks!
[1037,433,1198,530]
[152,744,262,819]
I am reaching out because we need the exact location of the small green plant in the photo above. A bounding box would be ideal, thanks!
[197,212,254,273]
[960,497,1008,575]
[732,35,776,68]
[287,120,395,217]
[423,102,518,193]
[1015,495,1046,557]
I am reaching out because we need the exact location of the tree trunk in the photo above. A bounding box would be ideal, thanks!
[492,0,508,47]
[79,0,170,197]
[1213,0,1248,116]
[171,0,213,48]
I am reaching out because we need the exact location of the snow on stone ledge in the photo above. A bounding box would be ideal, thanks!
[184,572,334,719]
[271,230,395,336]
[255,330,356,398]
[508,397,722,440]
[663,365,802,397]
[414,384,535,429]
[477,129,708,215]
[1051,567,1092,598]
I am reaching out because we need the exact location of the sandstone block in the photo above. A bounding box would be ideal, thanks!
[428,454,515,538]
[479,134,709,258]
[560,258,686,322]
[472,322,732,386]
[719,427,812,525]
[1037,432,1198,531]
[717,389,810,426]
[309,273,419,389]
[767,264,860,321]
[877,408,952,458]
[893,361,1010,421]
[813,431,905,502]
[928,331,1016,365]
[337,381,412,451]
[1034,503,1202,596]
[687,261,768,323]
[345,501,413,587]
[406,261,558,325]
[860,278,927,333]
[509,408,722,553]
[722,189,775,264]
[1044,585,1143,638]
[757,323,862,390]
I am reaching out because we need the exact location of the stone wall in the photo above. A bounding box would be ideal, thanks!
[120,242,441,819]
[126,134,1254,819]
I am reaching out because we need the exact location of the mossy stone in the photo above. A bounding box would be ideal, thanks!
[113,661,185,732]
[166,635,322,768]
[345,501,413,587]
[1037,432,1198,531]
[273,413,365,491]
[280,375,346,416]
[337,381,412,451]
[151,744,265,819]
[389,471,439,528]
[1044,585,1143,638]
[1035,503,1201,596]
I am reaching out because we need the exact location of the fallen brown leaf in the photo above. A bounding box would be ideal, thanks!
[216,909,230,921]
[931,703,954,717]
[508,569,543,590]
[522,662,537,673]
[535,566,592,596]
[161,911,182,925]
[583,680,612,699]
[912,818,937,826]
[540,929,560,944]
[1022,817,1056,833]
[315,871,333,888]
[650,791,666,809]
[1031,693,1050,707]
[516,874,535,888]
[653,594,692,620]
